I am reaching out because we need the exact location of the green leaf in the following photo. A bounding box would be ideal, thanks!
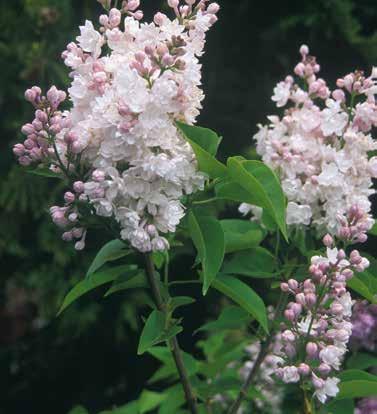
[58,265,132,314]
[26,167,63,179]
[347,352,377,370]
[222,247,277,278]
[227,157,287,240]
[87,239,129,277]
[137,311,183,355]
[104,271,147,297]
[220,219,265,253]
[347,275,377,303]
[325,399,354,414]
[176,122,221,156]
[188,211,225,295]
[169,296,196,311]
[139,390,166,414]
[176,122,227,179]
[147,346,199,384]
[158,384,185,414]
[336,369,377,399]
[196,306,251,332]
[211,274,269,333]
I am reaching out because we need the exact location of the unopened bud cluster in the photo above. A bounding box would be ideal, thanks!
[272,236,370,403]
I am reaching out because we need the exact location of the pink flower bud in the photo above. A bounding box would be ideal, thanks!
[284,343,296,358]
[127,0,140,11]
[25,88,37,102]
[337,249,346,260]
[162,54,175,66]
[318,363,331,376]
[99,14,109,26]
[13,144,25,156]
[306,342,318,359]
[305,293,317,308]
[154,12,165,25]
[32,119,43,131]
[291,303,302,317]
[92,170,105,182]
[300,44,309,56]
[132,10,143,20]
[68,213,78,222]
[207,2,220,14]
[282,330,295,342]
[35,109,48,123]
[64,192,75,204]
[284,309,295,322]
[62,231,73,242]
[322,234,333,247]
[93,71,107,83]
[288,279,299,291]
[75,241,85,251]
[294,63,305,77]
[19,156,32,166]
[295,293,306,306]
[350,250,362,265]
[280,282,289,292]
[330,302,343,315]
[332,89,345,102]
[146,224,157,236]
[72,227,84,238]
[168,0,179,7]
[298,363,310,376]
[109,8,121,27]
[312,375,324,389]
[21,123,35,135]
[73,181,84,193]
[24,138,35,150]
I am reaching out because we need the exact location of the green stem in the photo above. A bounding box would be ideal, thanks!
[144,253,199,414]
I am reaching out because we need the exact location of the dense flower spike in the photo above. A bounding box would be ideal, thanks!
[272,236,370,403]
[355,397,377,414]
[15,0,219,252]
[241,45,377,238]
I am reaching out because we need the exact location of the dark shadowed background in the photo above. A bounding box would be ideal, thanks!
[1,0,377,413]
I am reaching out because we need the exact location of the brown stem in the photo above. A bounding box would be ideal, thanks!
[144,253,199,414]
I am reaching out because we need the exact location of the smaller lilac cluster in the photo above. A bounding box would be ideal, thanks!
[274,235,369,403]
[350,300,377,351]
[337,204,374,245]
[50,181,89,251]
[355,397,377,414]
[14,87,68,167]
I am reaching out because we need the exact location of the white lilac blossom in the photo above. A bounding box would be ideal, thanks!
[241,45,377,238]
[240,342,284,414]
[14,0,219,252]
[273,235,370,404]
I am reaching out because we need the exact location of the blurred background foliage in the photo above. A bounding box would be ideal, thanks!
[1,0,377,413]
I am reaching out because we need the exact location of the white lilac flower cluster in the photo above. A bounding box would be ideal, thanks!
[240,341,284,414]
[240,45,377,237]
[272,234,370,404]
[14,0,219,252]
